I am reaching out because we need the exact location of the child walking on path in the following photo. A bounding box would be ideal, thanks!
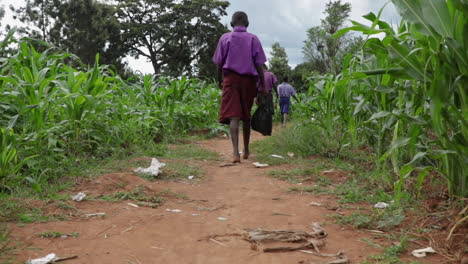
[278,76,298,125]
[251,65,278,136]
[213,11,267,163]
[260,65,278,113]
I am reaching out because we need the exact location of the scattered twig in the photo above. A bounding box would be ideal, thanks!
[127,203,139,208]
[93,225,116,239]
[299,250,341,257]
[446,215,468,241]
[263,239,324,253]
[83,212,106,218]
[271,213,292,216]
[209,238,228,247]
[54,255,79,262]
[121,226,134,234]
[197,205,228,211]
[309,202,323,207]
[299,251,349,264]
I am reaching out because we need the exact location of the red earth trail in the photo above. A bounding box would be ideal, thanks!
[10,131,443,264]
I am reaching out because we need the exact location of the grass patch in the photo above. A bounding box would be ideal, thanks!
[99,186,165,207]
[290,185,334,194]
[334,179,393,204]
[361,235,424,264]
[334,208,405,231]
[37,231,79,238]
[0,226,16,264]
[161,162,202,180]
[0,138,210,223]
[0,197,49,223]
[159,189,189,200]
[252,122,340,164]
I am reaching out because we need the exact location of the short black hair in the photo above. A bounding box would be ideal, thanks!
[263,64,269,70]
[231,11,249,28]
[283,76,289,82]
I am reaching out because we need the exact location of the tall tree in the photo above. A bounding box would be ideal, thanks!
[269,42,291,81]
[196,23,229,79]
[49,0,126,67]
[11,0,58,42]
[302,0,358,74]
[0,6,4,34]
[116,0,229,76]
[12,0,127,69]
[291,62,314,92]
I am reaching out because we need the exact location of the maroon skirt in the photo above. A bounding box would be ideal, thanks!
[219,72,258,125]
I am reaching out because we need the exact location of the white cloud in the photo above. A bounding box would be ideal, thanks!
[1,0,400,74]
[222,0,400,69]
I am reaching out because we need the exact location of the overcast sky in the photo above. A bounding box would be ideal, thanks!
[1,0,400,74]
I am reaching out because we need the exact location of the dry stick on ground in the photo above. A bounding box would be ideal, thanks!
[299,252,349,264]
[447,205,468,241]
[200,224,349,263]
[54,255,79,262]
[262,238,325,253]
[243,223,328,253]
[209,238,229,247]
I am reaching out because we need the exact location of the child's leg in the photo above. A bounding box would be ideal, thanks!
[230,118,241,162]
[242,120,251,159]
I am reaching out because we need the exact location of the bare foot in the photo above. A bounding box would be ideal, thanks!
[242,151,250,160]
[233,154,241,163]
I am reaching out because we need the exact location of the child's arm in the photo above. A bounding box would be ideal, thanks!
[217,66,223,90]
[292,87,299,102]
[273,81,279,98]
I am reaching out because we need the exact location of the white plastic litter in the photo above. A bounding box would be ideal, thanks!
[271,154,284,159]
[192,214,200,216]
[253,162,269,168]
[134,158,166,177]
[217,217,228,221]
[188,176,195,180]
[127,203,139,208]
[71,192,86,202]
[411,247,436,258]
[26,253,57,264]
[287,152,295,158]
[166,209,182,213]
[374,202,390,209]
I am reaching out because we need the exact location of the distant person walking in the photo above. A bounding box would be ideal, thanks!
[278,76,298,125]
[261,64,279,107]
[251,65,278,136]
[213,11,267,163]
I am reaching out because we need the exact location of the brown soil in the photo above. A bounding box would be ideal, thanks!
[9,132,448,263]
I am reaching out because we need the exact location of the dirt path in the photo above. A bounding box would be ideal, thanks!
[12,132,385,263]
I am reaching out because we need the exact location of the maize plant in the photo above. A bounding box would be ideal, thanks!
[300,0,467,199]
[0,33,222,191]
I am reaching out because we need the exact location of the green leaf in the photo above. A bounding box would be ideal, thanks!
[392,0,433,35]
[422,0,454,37]
[369,111,391,120]
[407,152,427,165]
[389,138,411,153]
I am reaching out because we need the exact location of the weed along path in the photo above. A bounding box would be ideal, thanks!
[11,131,441,263]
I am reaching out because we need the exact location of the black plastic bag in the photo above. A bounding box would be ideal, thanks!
[252,93,273,136]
